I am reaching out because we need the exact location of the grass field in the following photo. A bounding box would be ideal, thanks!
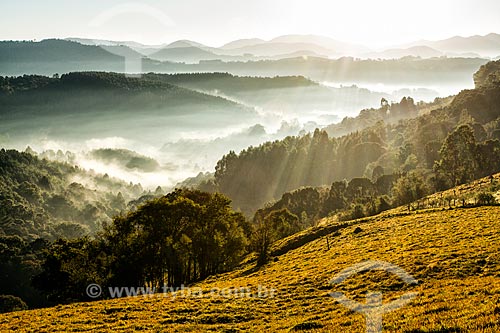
[1,204,499,332]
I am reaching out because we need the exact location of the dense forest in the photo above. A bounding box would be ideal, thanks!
[0,148,155,308]
[0,159,250,308]
[323,95,454,137]
[32,189,251,305]
[0,39,147,75]
[0,39,139,63]
[0,72,258,145]
[0,148,151,241]
[0,72,249,117]
[211,60,500,215]
[143,72,317,92]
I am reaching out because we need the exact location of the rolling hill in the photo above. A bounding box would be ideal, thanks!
[0,39,147,76]
[1,175,499,331]
[140,72,405,117]
[0,71,250,116]
[361,46,444,59]
[0,72,256,143]
[146,46,220,63]
[0,39,141,63]
[220,41,335,57]
[404,33,500,58]
[163,40,210,50]
[208,59,500,215]
[64,33,500,60]
[217,34,368,57]
[65,38,153,50]
[220,38,266,50]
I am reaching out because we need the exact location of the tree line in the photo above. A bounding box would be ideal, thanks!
[0,149,147,309]
[33,189,251,304]
[210,62,500,216]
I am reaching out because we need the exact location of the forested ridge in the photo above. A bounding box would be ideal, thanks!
[0,71,320,101]
[212,60,500,215]
[142,72,317,92]
[0,72,252,117]
[0,148,148,241]
[0,148,154,308]
[0,39,133,62]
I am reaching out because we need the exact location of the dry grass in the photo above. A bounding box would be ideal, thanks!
[1,205,500,332]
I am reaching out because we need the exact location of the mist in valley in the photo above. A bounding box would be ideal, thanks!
[0,71,468,191]
[0,37,488,194]
[4,1,500,328]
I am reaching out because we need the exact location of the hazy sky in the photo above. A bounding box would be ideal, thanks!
[1,0,500,48]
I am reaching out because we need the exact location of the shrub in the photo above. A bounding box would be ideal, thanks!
[0,295,28,313]
[338,204,366,221]
[476,192,496,206]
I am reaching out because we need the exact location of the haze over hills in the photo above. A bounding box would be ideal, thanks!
[219,41,335,57]
[220,38,266,50]
[0,33,500,85]
[0,70,432,189]
[146,46,225,63]
[163,39,210,50]
[402,33,500,58]
[361,45,445,59]
[63,33,500,60]
[0,39,148,75]
[65,37,154,49]
[0,39,487,92]
[268,34,369,54]
[207,61,500,215]
[1,34,496,91]
[0,71,257,141]
[0,39,142,62]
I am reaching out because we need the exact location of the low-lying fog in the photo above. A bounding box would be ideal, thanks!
[322,81,474,101]
[0,81,468,190]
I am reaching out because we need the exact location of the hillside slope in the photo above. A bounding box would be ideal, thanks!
[1,201,499,331]
[143,72,400,116]
[0,72,255,143]
[211,60,500,215]
[0,72,248,116]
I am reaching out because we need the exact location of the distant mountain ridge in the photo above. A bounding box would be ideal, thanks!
[0,37,492,83]
[0,39,141,62]
[62,33,500,59]
[2,33,493,71]
[361,46,444,59]
[147,46,221,63]
[220,38,266,50]
[402,33,500,58]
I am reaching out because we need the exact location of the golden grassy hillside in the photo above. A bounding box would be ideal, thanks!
[1,204,500,332]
